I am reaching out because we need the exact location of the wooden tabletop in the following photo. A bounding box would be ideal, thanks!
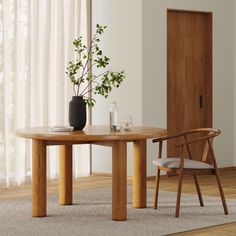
[16,125,167,142]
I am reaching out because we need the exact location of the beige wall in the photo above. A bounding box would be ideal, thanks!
[92,0,142,175]
[143,0,235,175]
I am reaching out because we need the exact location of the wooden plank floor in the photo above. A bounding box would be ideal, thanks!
[148,168,236,236]
[0,169,235,235]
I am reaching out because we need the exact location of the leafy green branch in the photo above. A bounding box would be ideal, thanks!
[66,24,125,107]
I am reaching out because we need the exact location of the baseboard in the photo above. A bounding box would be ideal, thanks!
[146,176,156,181]
[93,172,156,181]
[93,166,236,180]
[92,172,112,177]
[147,166,236,179]
[218,166,236,172]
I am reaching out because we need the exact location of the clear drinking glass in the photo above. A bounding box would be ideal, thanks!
[111,122,122,132]
[122,115,133,130]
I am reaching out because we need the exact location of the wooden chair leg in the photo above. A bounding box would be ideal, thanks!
[175,172,183,218]
[193,174,204,207]
[154,167,160,209]
[215,171,228,215]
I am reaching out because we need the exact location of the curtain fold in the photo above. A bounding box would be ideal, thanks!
[0,0,90,186]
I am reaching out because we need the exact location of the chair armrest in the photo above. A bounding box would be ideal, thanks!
[152,133,185,143]
[153,128,220,144]
[175,133,216,147]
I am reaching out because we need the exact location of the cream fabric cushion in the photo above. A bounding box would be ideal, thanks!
[152,158,213,169]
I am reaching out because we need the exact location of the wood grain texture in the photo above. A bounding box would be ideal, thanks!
[112,141,127,221]
[133,140,147,208]
[16,125,166,220]
[59,145,73,205]
[16,126,166,142]
[32,139,47,217]
[167,10,212,161]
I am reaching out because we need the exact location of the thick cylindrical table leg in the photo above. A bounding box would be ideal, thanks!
[32,139,47,217]
[59,145,73,205]
[133,140,147,208]
[112,141,127,221]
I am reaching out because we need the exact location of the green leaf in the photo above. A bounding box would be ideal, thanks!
[65,24,125,100]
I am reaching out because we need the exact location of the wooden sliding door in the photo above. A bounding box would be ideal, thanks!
[167,10,212,161]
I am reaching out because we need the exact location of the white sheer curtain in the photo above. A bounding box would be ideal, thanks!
[0,0,90,187]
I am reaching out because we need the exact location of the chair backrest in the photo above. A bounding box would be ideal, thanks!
[183,128,220,137]
[182,128,221,164]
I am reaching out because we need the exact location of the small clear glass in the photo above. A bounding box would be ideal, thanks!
[122,116,133,131]
[111,122,122,132]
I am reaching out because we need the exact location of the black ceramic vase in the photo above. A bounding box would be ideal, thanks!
[69,96,86,130]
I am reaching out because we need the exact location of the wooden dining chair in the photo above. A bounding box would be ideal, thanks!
[152,128,228,217]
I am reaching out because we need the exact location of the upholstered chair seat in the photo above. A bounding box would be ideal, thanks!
[153,158,213,169]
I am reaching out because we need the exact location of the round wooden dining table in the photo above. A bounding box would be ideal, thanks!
[16,125,166,221]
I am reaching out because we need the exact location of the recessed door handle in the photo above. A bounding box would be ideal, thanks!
[199,95,203,108]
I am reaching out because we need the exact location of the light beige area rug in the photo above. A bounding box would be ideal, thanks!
[0,187,236,236]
